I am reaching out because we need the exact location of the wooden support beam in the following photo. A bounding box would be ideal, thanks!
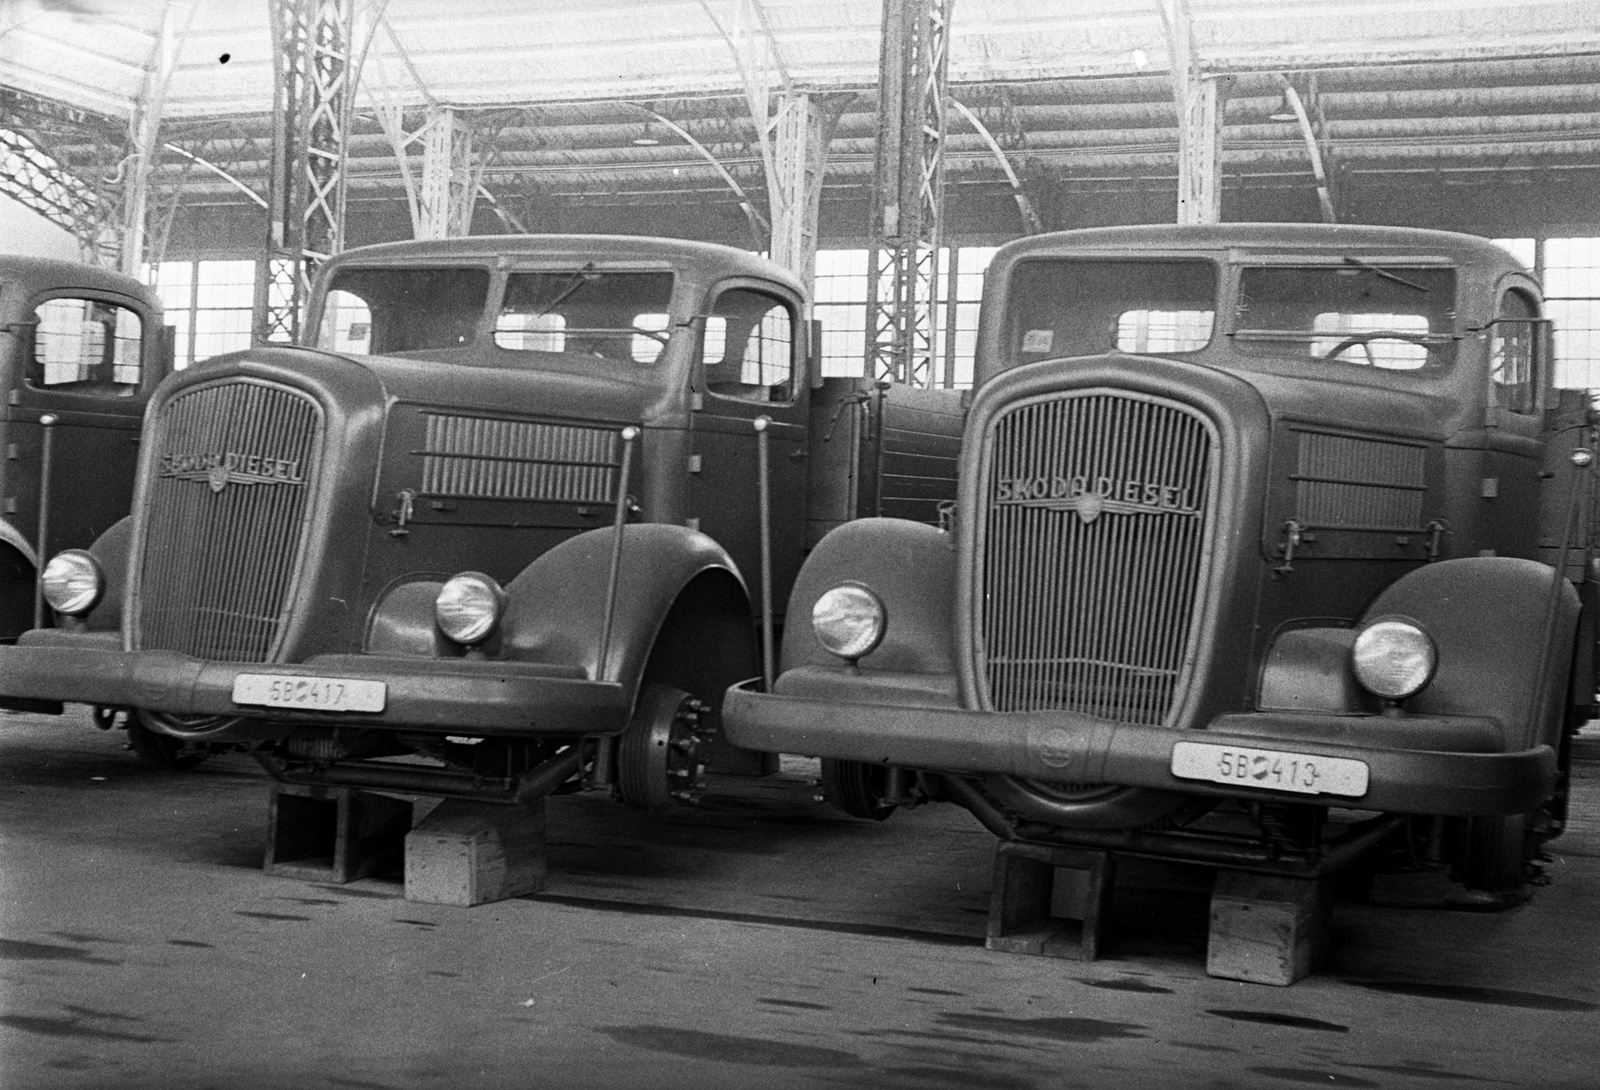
[1207,870,1332,986]
[264,782,411,884]
[404,798,548,907]
[986,841,1116,960]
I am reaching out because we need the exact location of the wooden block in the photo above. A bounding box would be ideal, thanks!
[1207,871,1331,986]
[405,798,547,907]
[264,783,411,884]
[985,842,1115,961]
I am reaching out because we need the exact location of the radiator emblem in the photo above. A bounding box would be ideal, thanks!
[994,474,1198,524]
[159,451,305,493]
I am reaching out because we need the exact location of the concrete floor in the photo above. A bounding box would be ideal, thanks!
[1,708,1597,1089]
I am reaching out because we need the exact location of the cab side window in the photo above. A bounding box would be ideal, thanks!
[702,287,795,402]
[1490,288,1540,415]
[30,297,143,396]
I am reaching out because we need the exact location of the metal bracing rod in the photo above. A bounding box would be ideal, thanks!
[160,143,269,208]
[1275,75,1336,223]
[626,103,770,241]
[946,96,1041,234]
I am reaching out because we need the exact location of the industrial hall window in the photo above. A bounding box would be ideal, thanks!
[813,245,996,387]
[1538,237,1600,390]
[145,258,256,368]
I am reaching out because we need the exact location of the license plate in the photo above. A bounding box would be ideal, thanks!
[1170,740,1369,798]
[232,674,386,713]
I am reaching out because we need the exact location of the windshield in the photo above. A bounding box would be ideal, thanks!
[1235,262,1458,370]
[317,266,490,354]
[493,270,675,364]
[1005,259,1217,364]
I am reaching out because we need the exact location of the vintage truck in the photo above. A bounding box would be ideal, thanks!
[723,224,1595,966]
[0,256,174,756]
[0,236,962,813]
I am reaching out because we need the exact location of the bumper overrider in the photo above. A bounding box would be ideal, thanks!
[722,667,1557,817]
[0,630,629,736]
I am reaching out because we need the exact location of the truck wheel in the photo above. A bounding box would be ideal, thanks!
[821,758,896,821]
[617,684,710,810]
[126,718,211,771]
[1456,813,1532,896]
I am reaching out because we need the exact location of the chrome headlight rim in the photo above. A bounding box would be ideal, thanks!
[434,571,507,646]
[1351,614,1437,701]
[811,583,887,663]
[41,549,104,617]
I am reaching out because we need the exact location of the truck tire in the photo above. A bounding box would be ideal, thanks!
[1456,813,1531,896]
[821,758,895,821]
[126,718,210,771]
[617,684,709,810]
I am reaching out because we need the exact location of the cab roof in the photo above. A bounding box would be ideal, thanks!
[993,223,1529,277]
[0,255,161,305]
[318,234,804,296]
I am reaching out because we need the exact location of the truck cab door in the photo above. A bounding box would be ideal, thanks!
[1482,285,1552,561]
[6,291,164,570]
[686,282,809,620]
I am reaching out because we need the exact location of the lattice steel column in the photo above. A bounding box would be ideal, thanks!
[865,0,952,388]
[418,107,476,239]
[255,0,355,345]
[1160,0,1223,225]
[767,93,829,283]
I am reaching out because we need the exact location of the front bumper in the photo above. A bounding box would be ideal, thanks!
[722,668,1556,817]
[0,630,629,737]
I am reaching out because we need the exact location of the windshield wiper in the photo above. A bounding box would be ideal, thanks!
[1342,255,1429,293]
[529,262,600,320]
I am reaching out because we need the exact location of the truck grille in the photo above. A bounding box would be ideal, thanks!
[137,380,322,662]
[977,391,1216,723]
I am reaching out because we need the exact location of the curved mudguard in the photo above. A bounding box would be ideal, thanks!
[1360,556,1578,753]
[496,522,755,707]
[779,517,957,676]
[0,516,38,570]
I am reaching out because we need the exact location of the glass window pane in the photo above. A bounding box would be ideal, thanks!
[705,288,793,402]
[192,306,254,362]
[1007,259,1217,362]
[29,297,141,395]
[1545,238,1600,297]
[1548,298,1600,389]
[495,270,673,363]
[195,260,256,309]
[320,267,490,354]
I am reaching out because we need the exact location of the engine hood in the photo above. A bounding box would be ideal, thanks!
[179,343,676,428]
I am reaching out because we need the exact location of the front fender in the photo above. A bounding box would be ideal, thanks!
[499,524,751,701]
[82,517,132,633]
[1364,557,1578,752]
[780,517,956,675]
[0,516,37,570]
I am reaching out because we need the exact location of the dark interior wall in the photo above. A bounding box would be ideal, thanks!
[160,166,1600,262]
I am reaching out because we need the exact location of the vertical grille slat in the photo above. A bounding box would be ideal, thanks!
[138,381,321,662]
[978,391,1216,724]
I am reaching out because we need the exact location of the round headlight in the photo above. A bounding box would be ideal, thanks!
[1352,617,1437,700]
[435,572,506,646]
[811,584,886,662]
[41,549,104,616]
